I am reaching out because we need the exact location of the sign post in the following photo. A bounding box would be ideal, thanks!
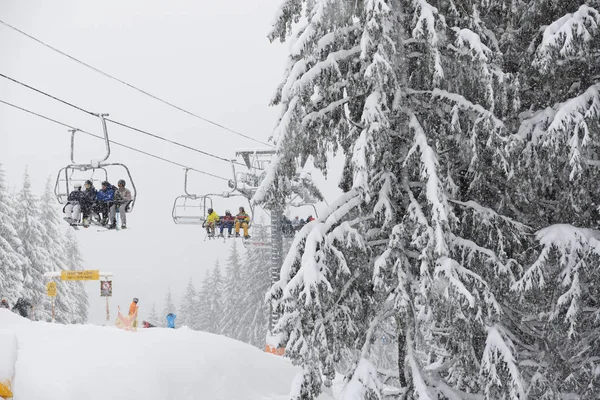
[46,282,57,323]
[43,271,114,326]
[100,280,112,323]
[60,270,100,281]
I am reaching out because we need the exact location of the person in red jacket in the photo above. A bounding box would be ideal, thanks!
[219,210,235,237]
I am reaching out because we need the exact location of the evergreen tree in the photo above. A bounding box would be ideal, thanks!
[179,277,200,330]
[0,163,25,302]
[208,260,224,334]
[237,223,271,348]
[161,288,177,327]
[258,1,528,398]
[197,269,212,332]
[39,177,76,324]
[16,169,52,322]
[504,2,600,397]
[148,302,159,326]
[221,242,244,339]
[63,227,89,324]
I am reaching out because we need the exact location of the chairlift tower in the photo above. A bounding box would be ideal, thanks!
[233,150,322,355]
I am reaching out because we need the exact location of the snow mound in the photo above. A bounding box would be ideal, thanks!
[0,310,332,400]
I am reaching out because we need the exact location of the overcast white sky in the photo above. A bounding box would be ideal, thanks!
[0,0,343,324]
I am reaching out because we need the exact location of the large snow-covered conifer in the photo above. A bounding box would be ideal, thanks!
[179,277,200,330]
[221,242,244,339]
[15,169,52,322]
[0,163,25,302]
[258,1,534,398]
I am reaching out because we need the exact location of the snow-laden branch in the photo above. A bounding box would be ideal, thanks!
[405,113,450,256]
[302,96,351,126]
[512,225,595,292]
[412,0,445,83]
[340,358,382,400]
[289,0,328,56]
[429,89,504,130]
[435,256,502,320]
[480,325,525,399]
[515,83,600,178]
[534,4,600,71]
[290,46,362,98]
[514,224,600,336]
[268,189,362,300]
[450,199,531,232]
[450,27,493,62]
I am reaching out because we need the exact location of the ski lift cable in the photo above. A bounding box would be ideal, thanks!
[0,72,246,167]
[104,118,246,167]
[0,18,275,148]
[0,98,230,182]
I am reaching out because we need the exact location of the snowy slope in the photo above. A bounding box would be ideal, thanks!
[0,310,333,400]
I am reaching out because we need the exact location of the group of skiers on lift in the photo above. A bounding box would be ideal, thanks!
[203,206,251,239]
[64,179,132,229]
[281,215,315,237]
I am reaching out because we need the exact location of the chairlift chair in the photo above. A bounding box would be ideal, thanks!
[54,114,138,222]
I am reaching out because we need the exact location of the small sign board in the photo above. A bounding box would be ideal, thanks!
[100,281,112,297]
[46,282,57,297]
[61,270,100,281]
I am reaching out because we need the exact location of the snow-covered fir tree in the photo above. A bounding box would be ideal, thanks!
[504,2,600,397]
[39,177,84,324]
[237,223,271,348]
[197,269,213,332]
[147,302,159,326]
[256,1,542,398]
[179,277,200,329]
[201,260,224,334]
[161,288,177,327]
[221,242,244,339]
[63,229,89,324]
[15,169,53,322]
[0,163,25,303]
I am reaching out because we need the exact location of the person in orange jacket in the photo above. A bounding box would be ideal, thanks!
[235,206,250,239]
[129,297,139,328]
[129,297,139,316]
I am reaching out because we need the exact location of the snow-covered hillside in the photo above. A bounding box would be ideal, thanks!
[0,310,333,400]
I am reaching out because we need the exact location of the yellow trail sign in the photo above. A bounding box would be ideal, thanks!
[46,282,57,297]
[60,270,100,281]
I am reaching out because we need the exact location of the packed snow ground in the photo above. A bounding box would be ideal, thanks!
[0,310,334,400]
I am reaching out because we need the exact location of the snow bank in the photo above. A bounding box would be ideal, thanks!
[0,310,332,400]
[0,327,17,399]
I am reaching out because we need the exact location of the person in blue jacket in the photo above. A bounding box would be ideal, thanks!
[166,313,176,329]
[95,181,115,226]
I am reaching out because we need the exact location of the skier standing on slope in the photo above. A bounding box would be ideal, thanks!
[166,313,176,329]
[0,298,9,309]
[129,297,139,329]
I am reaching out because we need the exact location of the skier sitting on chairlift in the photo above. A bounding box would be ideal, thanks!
[95,181,115,226]
[235,206,251,239]
[64,183,85,225]
[108,179,132,230]
[204,208,220,237]
[81,180,98,227]
[219,210,235,237]
[281,215,294,237]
